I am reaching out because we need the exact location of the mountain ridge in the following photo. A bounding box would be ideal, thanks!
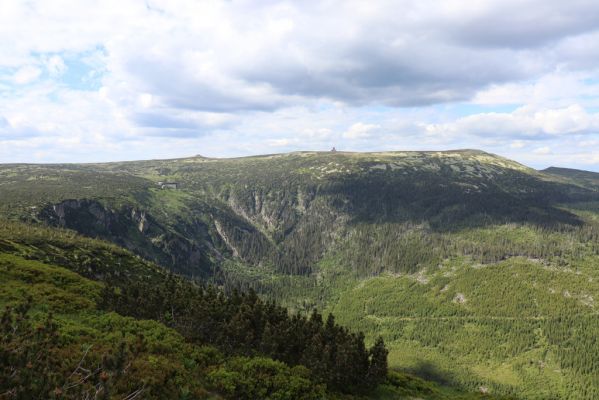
[1,149,596,277]
[0,148,536,167]
[542,166,599,190]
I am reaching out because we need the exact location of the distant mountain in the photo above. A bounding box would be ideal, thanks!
[1,150,596,277]
[543,166,599,190]
[2,149,599,399]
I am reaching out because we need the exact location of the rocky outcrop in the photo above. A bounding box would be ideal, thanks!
[39,199,215,276]
[130,208,149,233]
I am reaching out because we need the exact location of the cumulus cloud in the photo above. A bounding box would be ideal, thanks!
[343,123,381,139]
[533,146,552,155]
[5,0,599,110]
[426,105,599,139]
[12,66,41,84]
[1,0,599,169]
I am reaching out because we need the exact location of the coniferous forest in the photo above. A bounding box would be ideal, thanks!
[0,221,391,399]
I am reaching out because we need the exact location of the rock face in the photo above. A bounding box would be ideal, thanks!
[130,208,148,233]
[44,199,126,235]
[37,184,335,277]
[39,199,214,276]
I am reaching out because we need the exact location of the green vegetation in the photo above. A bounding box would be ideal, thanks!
[327,254,598,399]
[2,150,599,398]
[0,222,399,399]
[1,219,495,399]
[0,252,221,399]
[543,166,599,190]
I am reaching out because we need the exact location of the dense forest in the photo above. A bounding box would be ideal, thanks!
[100,279,389,392]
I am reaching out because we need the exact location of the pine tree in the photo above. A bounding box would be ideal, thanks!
[367,336,388,387]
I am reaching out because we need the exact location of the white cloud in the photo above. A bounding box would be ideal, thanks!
[473,71,599,108]
[0,0,599,170]
[343,122,380,139]
[4,0,599,110]
[12,65,41,84]
[138,93,153,108]
[45,55,66,77]
[510,140,527,149]
[426,104,599,139]
[533,104,593,134]
[533,146,552,155]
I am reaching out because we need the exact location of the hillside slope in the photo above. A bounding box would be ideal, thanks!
[0,220,499,400]
[2,150,599,399]
[542,167,599,190]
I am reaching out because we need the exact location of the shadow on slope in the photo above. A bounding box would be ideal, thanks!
[322,167,595,231]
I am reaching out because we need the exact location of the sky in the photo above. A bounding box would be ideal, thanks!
[2,0,599,170]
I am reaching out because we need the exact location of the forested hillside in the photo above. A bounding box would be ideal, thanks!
[1,150,598,398]
[1,220,493,399]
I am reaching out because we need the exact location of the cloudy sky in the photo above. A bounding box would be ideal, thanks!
[2,0,599,169]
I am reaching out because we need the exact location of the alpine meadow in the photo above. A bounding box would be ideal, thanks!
[3,0,599,399]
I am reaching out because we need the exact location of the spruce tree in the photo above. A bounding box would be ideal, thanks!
[367,336,388,387]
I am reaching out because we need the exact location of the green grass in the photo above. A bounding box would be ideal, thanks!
[0,253,101,312]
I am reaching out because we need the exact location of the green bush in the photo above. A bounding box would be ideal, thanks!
[208,357,325,400]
